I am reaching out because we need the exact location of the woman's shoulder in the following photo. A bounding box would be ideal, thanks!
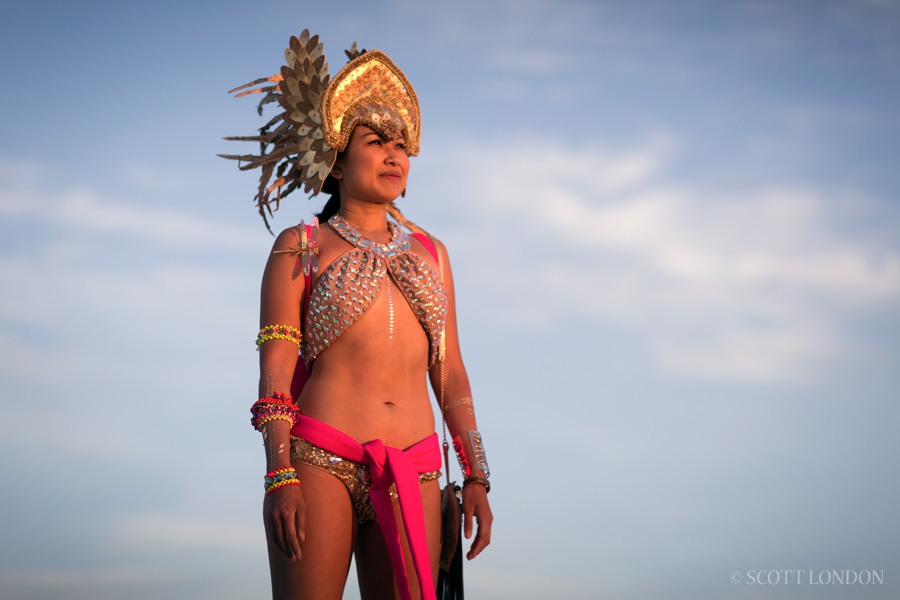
[407,232,450,279]
[270,224,304,252]
[270,220,339,253]
[409,230,445,252]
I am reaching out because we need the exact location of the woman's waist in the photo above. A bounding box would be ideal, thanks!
[303,353,428,395]
[297,388,436,448]
[290,417,441,464]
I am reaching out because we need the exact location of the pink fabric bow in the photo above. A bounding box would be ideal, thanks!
[293,415,441,600]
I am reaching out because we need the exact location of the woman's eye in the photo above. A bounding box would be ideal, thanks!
[369,139,382,145]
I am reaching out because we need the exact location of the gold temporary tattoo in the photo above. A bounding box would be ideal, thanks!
[264,428,285,468]
[443,396,474,415]
[386,277,395,339]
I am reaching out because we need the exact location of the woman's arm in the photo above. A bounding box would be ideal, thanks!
[258,225,308,561]
[428,239,493,560]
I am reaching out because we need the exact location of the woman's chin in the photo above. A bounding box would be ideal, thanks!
[372,187,405,204]
[345,181,406,205]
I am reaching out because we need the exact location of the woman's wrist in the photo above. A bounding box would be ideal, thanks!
[452,429,491,480]
[250,391,299,431]
[463,475,491,493]
[265,467,301,495]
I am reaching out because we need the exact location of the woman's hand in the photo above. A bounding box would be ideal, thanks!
[264,483,307,561]
[461,482,492,560]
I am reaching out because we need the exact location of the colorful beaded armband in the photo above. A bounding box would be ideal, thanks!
[255,413,295,428]
[261,391,295,406]
[256,325,303,350]
[264,467,301,495]
[250,392,299,431]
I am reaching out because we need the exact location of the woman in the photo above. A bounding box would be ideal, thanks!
[222,31,492,600]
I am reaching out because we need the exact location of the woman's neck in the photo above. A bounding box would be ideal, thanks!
[337,200,391,238]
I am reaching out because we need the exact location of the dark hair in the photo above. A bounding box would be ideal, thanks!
[315,145,346,222]
[315,175,341,222]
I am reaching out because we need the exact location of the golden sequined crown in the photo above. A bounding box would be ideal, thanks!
[219,30,421,231]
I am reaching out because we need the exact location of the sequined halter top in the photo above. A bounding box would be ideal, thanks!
[301,214,447,368]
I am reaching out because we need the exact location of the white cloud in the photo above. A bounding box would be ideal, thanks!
[0,158,262,456]
[0,156,260,250]
[654,326,839,383]
[422,137,900,382]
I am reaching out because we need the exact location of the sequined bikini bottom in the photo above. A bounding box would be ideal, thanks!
[291,436,441,523]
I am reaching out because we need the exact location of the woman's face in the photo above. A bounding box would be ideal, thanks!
[331,125,409,204]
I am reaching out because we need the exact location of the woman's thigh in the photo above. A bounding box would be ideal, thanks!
[267,462,358,600]
[354,478,442,600]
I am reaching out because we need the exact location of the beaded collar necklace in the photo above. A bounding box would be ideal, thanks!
[329,213,411,257]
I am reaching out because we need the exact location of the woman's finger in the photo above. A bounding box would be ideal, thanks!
[463,501,474,539]
[283,515,301,561]
[466,500,493,560]
[273,513,290,558]
[297,503,307,543]
[264,496,287,557]
[467,522,484,560]
[468,520,492,559]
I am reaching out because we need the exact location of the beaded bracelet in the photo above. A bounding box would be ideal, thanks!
[266,467,294,477]
[264,467,301,495]
[463,476,491,494]
[264,467,297,486]
[259,391,295,406]
[255,413,295,428]
[256,325,303,350]
[250,404,298,430]
[266,478,301,495]
[250,392,299,431]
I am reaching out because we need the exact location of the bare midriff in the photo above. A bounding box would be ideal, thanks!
[298,294,436,447]
[295,215,446,448]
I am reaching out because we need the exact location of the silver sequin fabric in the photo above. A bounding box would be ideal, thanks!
[290,436,441,523]
[301,215,447,368]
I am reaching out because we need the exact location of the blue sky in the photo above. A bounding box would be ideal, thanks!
[1,1,899,599]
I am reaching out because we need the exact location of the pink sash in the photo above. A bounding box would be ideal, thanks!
[291,415,441,600]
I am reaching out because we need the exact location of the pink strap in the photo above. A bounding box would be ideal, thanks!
[292,415,441,600]
[289,224,315,399]
[411,232,438,263]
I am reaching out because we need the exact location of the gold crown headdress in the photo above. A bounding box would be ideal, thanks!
[219,30,421,231]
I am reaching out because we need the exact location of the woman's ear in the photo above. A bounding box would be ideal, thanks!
[330,161,344,180]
